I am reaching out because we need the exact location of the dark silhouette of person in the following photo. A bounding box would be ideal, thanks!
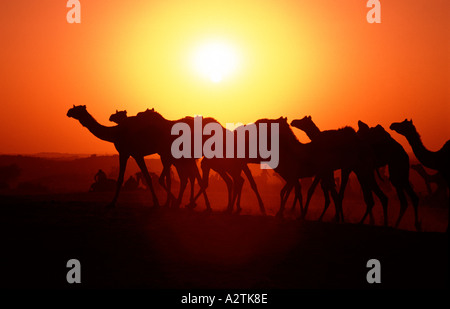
[95,169,107,183]
[124,175,139,191]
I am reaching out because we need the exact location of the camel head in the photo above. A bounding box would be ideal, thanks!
[109,110,128,124]
[390,119,414,136]
[290,116,312,132]
[67,105,87,120]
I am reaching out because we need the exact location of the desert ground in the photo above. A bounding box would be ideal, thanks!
[0,155,448,290]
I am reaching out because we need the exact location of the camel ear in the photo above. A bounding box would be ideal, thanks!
[116,109,118,113]
[307,115,311,119]
[358,121,369,132]
[151,108,154,111]
[73,105,75,108]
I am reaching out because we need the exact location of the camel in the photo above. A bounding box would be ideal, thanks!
[178,119,266,214]
[357,121,420,231]
[390,119,450,230]
[253,117,341,219]
[411,164,447,197]
[110,109,264,213]
[109,109,180,206]
[67,105,211,209]
[290,116,389,226]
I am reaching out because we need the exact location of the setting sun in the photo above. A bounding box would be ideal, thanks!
[193,41,239,83]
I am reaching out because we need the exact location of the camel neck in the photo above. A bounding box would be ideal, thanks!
[306,124,321,140]
[405,128,438,170]
[79,112,117,143]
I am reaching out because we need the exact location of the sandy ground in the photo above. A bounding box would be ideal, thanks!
[0,186,447,290]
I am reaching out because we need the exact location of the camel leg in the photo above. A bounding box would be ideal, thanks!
[405,182,421,231]
[193,163,211,211]
[235,176,243,214]
[165,168,173,206]
[185,173,197,209]
[356,173,375,225]
[174,170,188,209]
[360,189,375,225]
[303,176,321,219]
[339,169,351,201]
[394,186,408,229]
[193,160,210,203]
[230,173,244,214]
[330,186,343,223]
[134,156,160,207]
[290,194,298,212]
[317,187,330,222]
[159,166,175,207]
[321,173,342,222]
[290,180,303,215]
[293,180,303,217]
[277,182,293,218]
[445,183,450,233]
[108,153,129,208]
[242,165,266,215]
[215,170,233,211]
[371,178,389,226]
[158,157,176,207]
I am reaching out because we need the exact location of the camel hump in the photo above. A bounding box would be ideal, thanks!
[339,126,356,134]
[318,127,356,143]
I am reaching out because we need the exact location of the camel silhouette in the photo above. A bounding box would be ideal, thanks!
[68,105,211,209]
[130,108,213,210]
[390,119,450,230]
[411,164,447,197]
[357,121,420,231]
[109,109,178,205]
[109,109,264,213]
[67,105,161,207]
[291,116,388,226]
[254,117,340,219]
[182,120,265,214]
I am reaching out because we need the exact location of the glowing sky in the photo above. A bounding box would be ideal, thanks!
[0,0,448,155]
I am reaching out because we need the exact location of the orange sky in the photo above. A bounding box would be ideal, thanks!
[0,0,448,155]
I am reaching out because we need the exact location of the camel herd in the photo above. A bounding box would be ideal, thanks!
[67,105,450,231]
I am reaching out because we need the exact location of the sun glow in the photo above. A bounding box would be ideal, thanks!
[193,41,239,83]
